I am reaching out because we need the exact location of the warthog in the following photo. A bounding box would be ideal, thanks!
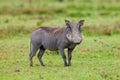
[29,19,84,66]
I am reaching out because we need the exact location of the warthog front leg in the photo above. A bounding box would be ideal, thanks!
[68,48,74,66]
[59,48,68,66]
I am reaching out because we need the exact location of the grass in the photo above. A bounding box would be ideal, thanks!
[0,35,120,80]
[0,15,120,38]
[0,0,120,80]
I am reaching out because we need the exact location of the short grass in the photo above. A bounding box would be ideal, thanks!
[0,35,120,80]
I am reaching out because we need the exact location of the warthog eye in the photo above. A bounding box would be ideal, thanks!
[67,26,72,31]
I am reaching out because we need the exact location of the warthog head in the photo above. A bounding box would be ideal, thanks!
[65,20,84,44]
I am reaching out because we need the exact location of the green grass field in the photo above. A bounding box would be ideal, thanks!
[0,0,120,80]
[0,35,120,80]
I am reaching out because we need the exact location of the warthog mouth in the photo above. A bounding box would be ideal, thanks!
[75,42,80,44]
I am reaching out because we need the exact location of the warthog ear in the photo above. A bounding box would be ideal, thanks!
[78,20,85,27]
[65,20,70,27]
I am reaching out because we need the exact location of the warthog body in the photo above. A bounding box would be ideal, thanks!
[29,20,84,66]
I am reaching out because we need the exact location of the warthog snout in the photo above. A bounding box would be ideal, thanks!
[74,37,83,44]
